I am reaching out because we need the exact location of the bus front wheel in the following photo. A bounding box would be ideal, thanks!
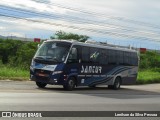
[36,82,47,88]
[63,77,76,91]
[89,85,96,88]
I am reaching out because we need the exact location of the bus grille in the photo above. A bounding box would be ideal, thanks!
[35,69,52,81]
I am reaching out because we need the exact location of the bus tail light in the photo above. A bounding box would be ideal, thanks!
[64,75,67,80]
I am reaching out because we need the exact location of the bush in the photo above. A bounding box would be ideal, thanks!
[0,39,23,64]
[15,42,38,69]
[0,39,38,69]
[139,51,160,70]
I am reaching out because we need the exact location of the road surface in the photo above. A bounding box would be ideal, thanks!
[0,81,160,120]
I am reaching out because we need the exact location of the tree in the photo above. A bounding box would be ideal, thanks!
[0,39,23,64]
[0,39,38,69]
[139,51,160,69]
[50,30,90,42]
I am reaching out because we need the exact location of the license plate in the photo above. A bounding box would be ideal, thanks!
[38,73,47,77]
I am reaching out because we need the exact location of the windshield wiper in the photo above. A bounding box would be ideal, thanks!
[46,57,59,62]
[46,56,53,59]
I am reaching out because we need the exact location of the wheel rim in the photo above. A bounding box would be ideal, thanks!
[69,80,74,88]
[116,80,120,88]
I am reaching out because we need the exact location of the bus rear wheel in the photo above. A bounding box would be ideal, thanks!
[108,77,121,90]
[63,77,76,91]
[113,77,121,90]
[36,82,47,88]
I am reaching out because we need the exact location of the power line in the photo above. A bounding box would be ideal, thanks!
[1,0,160,30]
[33,0,160,29]
[0,5,160,39]
[0,13,159,42]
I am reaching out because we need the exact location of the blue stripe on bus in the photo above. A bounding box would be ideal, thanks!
[87,66,135,86]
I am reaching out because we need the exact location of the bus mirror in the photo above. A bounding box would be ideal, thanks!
[37,44,40,48]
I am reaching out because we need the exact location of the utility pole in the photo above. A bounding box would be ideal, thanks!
[11,34,12,40]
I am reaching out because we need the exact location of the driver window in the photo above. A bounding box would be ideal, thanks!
[67,47,78,63]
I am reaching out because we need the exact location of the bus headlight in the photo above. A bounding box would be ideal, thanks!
[52,71,63,75]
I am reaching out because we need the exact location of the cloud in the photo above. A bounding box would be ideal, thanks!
[0,0,160,49]
[0,0,68,14]
[0,26,6,30]
[1,13,160,43]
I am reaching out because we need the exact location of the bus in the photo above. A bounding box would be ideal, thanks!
[30,40,139,90]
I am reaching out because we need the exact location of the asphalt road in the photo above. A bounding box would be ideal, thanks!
[0,81,160,120]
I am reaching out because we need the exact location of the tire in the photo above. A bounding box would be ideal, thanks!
[36,82,47,88]
[113,77,121,90]
[63,77,76,91]
[63,85,67,90]
[89,85,96,88]
[108,85,113,89]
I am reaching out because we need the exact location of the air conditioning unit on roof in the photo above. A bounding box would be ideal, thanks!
[85,40,97,44]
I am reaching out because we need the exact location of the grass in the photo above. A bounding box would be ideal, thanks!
[0,65,29,81]
[137,69,160,84]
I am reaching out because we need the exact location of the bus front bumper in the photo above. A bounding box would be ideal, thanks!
[30,74,60,85]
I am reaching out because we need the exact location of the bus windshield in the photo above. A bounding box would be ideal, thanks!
[34,42,71,64]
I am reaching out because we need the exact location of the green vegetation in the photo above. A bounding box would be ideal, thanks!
[0,31,160,84]
[0,38,37,80]
[137,51,160,84]
[0,38,39,69]
[0,65,29,81]
[137,69,160,84]
[139,51,160,70]
[50,30,89,42]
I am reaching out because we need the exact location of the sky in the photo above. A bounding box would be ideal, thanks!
[0,0,160,49]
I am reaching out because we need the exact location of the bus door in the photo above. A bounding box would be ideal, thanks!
[65,45,81,85]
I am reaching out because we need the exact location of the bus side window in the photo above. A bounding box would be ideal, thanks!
[124,52,131,65]
[132,52,138,66]
[89,48,100,63]
[82,47,90,63]
[128,52,131,66]
[135,53,139,66]
[108,50,116,65]
[124,52,129,65]
[119,51,123,65]
[116,51,119,65]
[107,49,111,64]
[99,49,108,65]
[130,52,134,66]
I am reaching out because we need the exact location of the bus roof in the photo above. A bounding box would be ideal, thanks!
[45,39,138,53]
